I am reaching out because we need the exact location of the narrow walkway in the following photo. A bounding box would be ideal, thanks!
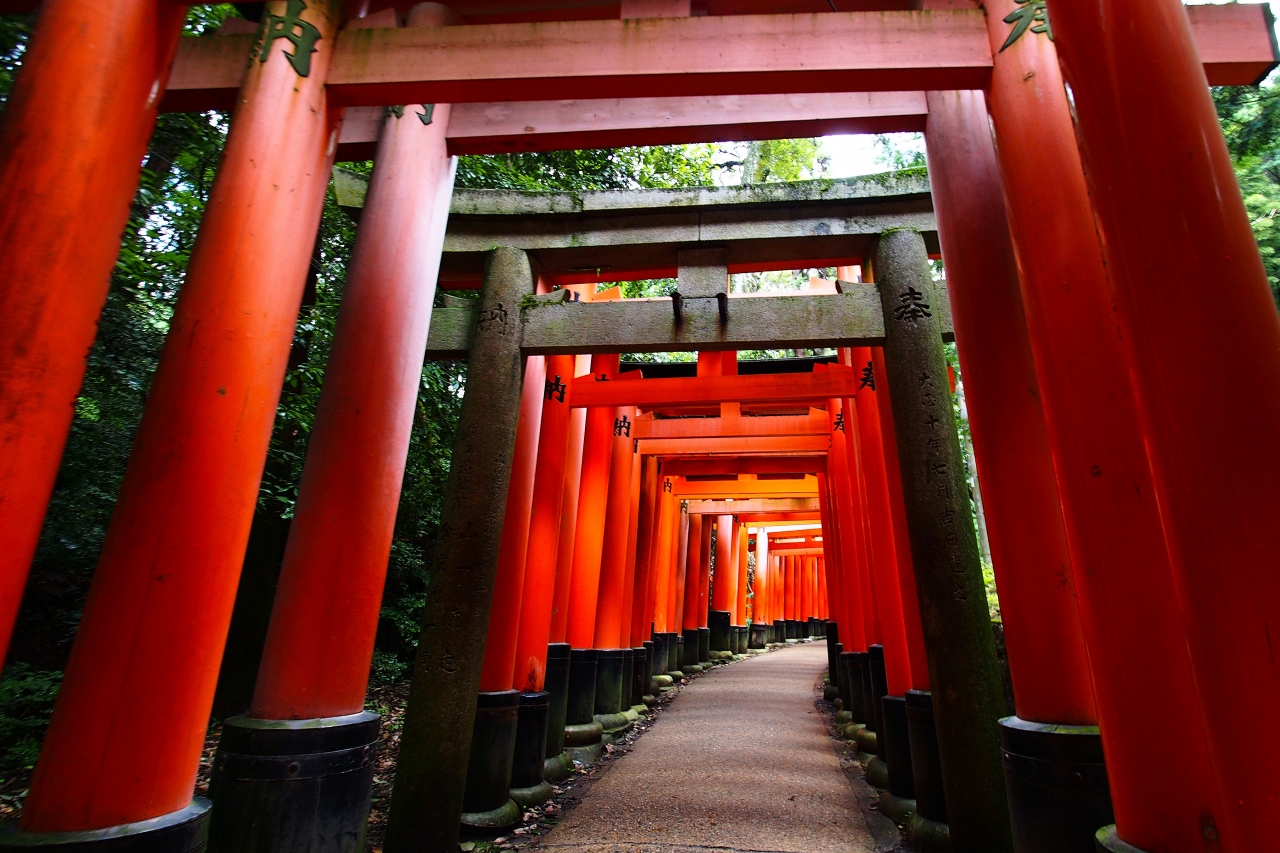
[539,643,877,853]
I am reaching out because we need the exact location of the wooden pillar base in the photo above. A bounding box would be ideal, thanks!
[593,650,626,717]
[708,611,732,652]
[208,712,379,853]
[543,643,572,771]
[630,647,649,708]
[839,652,862,724]
[0,803,209,852]
[566,650,599,727]
[651,634,671,677]
[682,630,702,667]
[882,696,916,801]
[749,624,768,649]
[697,628,711,663]
[1000,718,1113,853]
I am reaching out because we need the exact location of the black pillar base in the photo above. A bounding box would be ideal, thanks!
[882,695,916,800]
[708,610,731,652]
[697,626,711,662]
[1000,717,1114,853]
[749,623,767,649]
[594,649,626,717]
[651,633,670,676]
[0,802,210,852]
[868,645,889,738]
[849,652,869,724]
[631,646,649,708]
[826,623,840,676]
[461,691,521,831]
[543,643,572,781]
[206,711,379,853]
[1095,826,1150,853]
[669,634,683,675]
[509,692,551,807]
[682,629,701,667]
[860,651,879,741]
[566,649,599,725]
[837,651,857,722]
[905,690,948,824]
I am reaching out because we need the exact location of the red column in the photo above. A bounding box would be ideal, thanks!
[1050,0,1280,841]
[734,523,749,626]
[826,400,869,650]
[0,0,187,661]
[628,458,659,644]
[252,20,457,717]
[23,0,344,830]
[753,529,768,625]
[480,355,547,691]
[512,354,577,693]
[619,449,643,648]
[670,504,690,634]
[593,406,637,650]
[697,517,713,628]
[648,484,678,634]
[550,355,590,644]
[682,514,704,632]
[818,472,861,648]
[711,514,736,613]
[872,348,931,690]
[979,6,1223,847]
[566,354,621,650]
[840,394,882,645]
[923,91,1094,725]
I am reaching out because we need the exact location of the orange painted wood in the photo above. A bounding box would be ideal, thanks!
[628,458,660,646]
[0,0,184,670]
[983,4,1223,845]
[734,523,749,625]
[681,514,704,631]
[640,435,830,456]
[593,406,638,649]
[566,354,621,649]
[663,457,824,476]
[550,355,592,645]
[632,412,826,439]
[671,475,818,498]
[711,515,736,614]
[1052,0,1280,843]
[576,368,857,409]
[252,83,457,718]
[511,354,577,692]
[871,348,929,690]
[924,90,1093,725]
[649,488,678,633]
[480,356,548,691]
[21,0,344,831]
[825,401,870,651]
[619,449,644,647]
[846,349,912,697]
[671,507,690,635]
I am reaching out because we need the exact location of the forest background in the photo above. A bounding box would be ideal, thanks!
[0,3,1277,806]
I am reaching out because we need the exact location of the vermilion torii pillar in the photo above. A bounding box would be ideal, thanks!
[512,353,578,693]
[594,405,639,651]
[980,7,1224,851]
[734,523,750,628]
[551,353,592,645]
[924,88,1105,849]
[21,0,345,841]
[682,514,705,665]
[630,458,660,648]
[1049,2,1280,846]
[205,7,458,843]
[383,248,531,853]
[709,514,736,652]
[0,0,187,664]
[876,229,1014,853]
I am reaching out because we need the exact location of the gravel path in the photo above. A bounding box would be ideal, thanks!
[537,642,876,853]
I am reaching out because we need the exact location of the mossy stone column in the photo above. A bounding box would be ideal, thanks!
[384,248,531,853]
[875,230,1013,853]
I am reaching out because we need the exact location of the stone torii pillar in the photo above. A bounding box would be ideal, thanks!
[18,1,344,844]
[0,0,187,664]
[381,249,530,852]
[204,6,459,845]
[1049,1,1280,847]
[875,229,1014,853]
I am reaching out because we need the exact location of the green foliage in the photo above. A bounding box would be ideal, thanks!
[1215,81,1280,305]
[738,139,828,183]
[873,133,928,173]
[456,145,720,192]
[0,667,62,772]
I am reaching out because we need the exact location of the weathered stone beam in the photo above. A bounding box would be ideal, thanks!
[156,5,1275,113]
[686,498,820,515]
[423,286,953,359]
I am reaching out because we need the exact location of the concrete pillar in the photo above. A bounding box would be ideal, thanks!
[382,248,531,852]
[20,1,344,839]
[875,229,1013,853]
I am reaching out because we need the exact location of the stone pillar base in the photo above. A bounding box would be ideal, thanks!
[461,692,520,833]
[0,803,210,852]
[905,690,948,825]
[697,626,711,662]
[543,751,574,783]
[905,812,951,853]
[708,610,732,652]
[878,792,917,827]
[207,711,379,853]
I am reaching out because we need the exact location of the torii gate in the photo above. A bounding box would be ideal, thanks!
[0,1,1277,853]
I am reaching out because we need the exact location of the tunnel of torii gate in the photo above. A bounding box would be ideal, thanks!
[0,0,1279,852]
